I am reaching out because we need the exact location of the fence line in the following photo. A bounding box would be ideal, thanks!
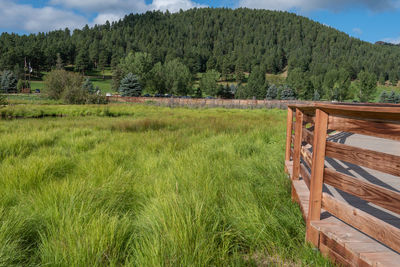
[107,96,310,109]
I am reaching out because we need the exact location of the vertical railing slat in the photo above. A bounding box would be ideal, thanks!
[292,108,304,180]
[285,107,294,161]
[306,108,329,245]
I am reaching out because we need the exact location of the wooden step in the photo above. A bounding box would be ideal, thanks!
[310,217,400,266]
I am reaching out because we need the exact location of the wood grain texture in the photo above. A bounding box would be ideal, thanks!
[306,109,328,241]
[322,193,400,254]
[300,146,312,168]
[328,115,400,141]
[292,108,304,180]
[303,114,315,124]
[300,162,310,189]
[285,108,294,161]
[302,127,314,146]
[326,141,400,177]
[324,167,400,215]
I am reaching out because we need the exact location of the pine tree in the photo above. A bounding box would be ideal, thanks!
[387,90,396,103]
[82,78,96,94]
[119,73,142,97]
[266,84,278,100]
[0,70,17,93]
[313,90,320,101]
[379,91,388,103]
[56,53,64,70]
[247,66,267,99]
[75,49,90,74]
[280,85,296,100]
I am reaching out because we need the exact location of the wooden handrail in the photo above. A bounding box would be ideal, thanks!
[285,103,400,257]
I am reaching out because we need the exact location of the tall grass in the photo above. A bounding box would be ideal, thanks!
[0,105,331,266]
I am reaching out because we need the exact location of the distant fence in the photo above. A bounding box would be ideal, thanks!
[107,96,310,109]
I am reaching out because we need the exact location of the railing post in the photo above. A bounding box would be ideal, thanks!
[306,108,328,246]
[292,108,304,180]
[285,107,294,162]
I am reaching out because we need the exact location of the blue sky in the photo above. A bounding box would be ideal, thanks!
[1,0,400,44]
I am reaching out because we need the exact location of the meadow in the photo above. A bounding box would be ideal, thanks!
[0,105,331,266]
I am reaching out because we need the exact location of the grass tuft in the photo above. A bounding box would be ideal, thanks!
[0,105,332,266]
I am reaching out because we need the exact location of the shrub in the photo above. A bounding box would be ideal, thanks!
[86,94,108,104]
[62,85,88,104]
[0,94,7,105]
[44,70,83,99]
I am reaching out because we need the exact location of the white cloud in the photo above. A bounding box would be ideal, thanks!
[150,0,204,12]
[353,27,363,35]
[382,36,400,44]
[49,0,148,13]
[238,0,400,12]
[0,0,88,32]
[52,0,204,27]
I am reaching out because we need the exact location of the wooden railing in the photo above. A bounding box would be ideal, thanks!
[285,103,400,254]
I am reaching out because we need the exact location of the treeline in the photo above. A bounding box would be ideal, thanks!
[1,8,400,100]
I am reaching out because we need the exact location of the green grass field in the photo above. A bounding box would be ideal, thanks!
[0,105,331,266]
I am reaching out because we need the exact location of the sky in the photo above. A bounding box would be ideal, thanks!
[1,0,400,44]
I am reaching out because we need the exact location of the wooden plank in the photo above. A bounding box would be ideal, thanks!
[306,108,328,242]
[302,128,314,146]
[320,243,354,266]
[325,141,400,177]
[319,233,358,267]
[360,252,400,267]
[324,167,400,215]
[292,180,309,221]
[317,103,400,122]
[285,160,293,178]
[285,108,294,161]
[292,108,304,180]
[328,115,400,141]
[300,146,312,168]
[321,193,400,254]
[303,114,315,124]
[300,162,310,189]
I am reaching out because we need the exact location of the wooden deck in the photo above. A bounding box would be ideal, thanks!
[285,104,400,266]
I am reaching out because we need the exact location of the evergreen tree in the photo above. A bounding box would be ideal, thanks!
[396,93,400,104]
[389,71,398,86]
[119,73,142,97]
[246,66,268,99]
[387,90,397,103]
[266,84,278,100]
[75,48,90,74]
[98,51,108,79]
[357,71,377,102]
[379,91,388,103]
[82,78,96,94]
[56,53,64,70]
[280,85,296,100]
[313,90,320,101]
[0,70,17,93]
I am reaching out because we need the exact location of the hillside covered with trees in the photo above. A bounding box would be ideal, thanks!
[1,8,400,100]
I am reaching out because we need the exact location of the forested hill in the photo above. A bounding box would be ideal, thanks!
[1,8,400,83]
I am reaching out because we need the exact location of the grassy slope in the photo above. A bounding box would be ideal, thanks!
[0,105,331,266]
